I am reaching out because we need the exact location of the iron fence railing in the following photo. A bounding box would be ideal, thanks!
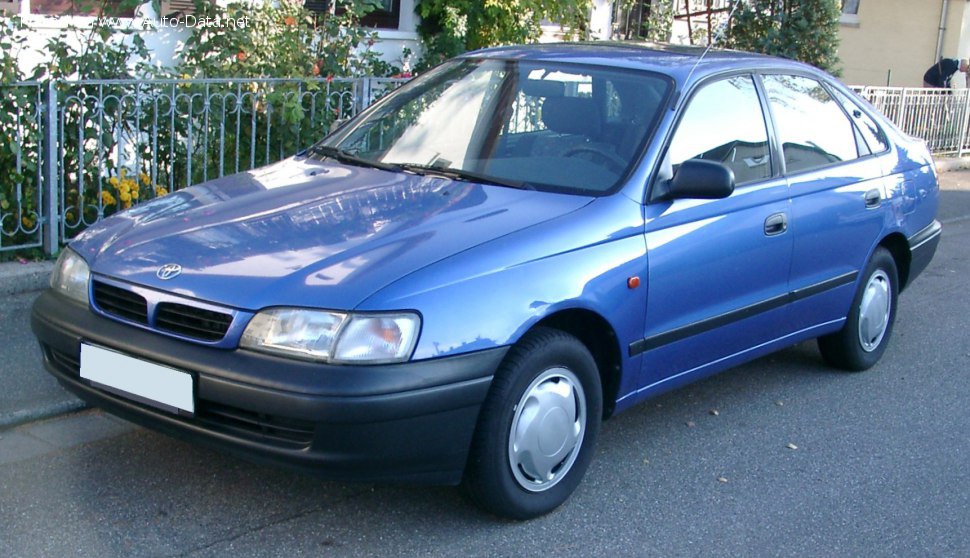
[853,86,970,156]
[1,79,966,256]
[0,76,408,255]
[0,81,47,254]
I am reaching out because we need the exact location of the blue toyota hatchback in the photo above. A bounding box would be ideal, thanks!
[32,43,941,519]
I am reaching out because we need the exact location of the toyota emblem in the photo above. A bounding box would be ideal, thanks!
[156,263,183,280]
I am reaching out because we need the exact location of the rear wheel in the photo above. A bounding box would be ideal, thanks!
[463,327,602,520]
[818,247,899,371]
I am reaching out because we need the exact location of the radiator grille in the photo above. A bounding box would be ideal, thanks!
[156,302,233,342]
[92,281,149,324]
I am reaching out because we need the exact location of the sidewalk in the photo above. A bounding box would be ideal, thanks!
[2,160,969,430]
[0,259,86,429]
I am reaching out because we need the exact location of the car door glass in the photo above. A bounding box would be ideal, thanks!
[829,88,891,154]
[668,75,771,185]
[763,75,861,174]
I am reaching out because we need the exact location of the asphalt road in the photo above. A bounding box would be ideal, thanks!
[1,180,970,557]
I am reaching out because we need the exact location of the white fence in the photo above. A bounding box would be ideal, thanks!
[854,86,970,156]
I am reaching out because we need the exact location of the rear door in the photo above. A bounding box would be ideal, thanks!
[761,74,888,332]
[638,74,793,389]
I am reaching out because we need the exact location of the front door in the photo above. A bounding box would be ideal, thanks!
[637,74,794,391]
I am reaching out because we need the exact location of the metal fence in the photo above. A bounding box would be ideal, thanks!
[0,76,407,255]
[854,86,970,156]
[2,79,967,255]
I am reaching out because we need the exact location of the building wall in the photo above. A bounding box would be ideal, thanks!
[839,0,970,87]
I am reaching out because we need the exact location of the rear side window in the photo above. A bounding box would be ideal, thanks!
[763,75,860,174]
[668,75,772,185]
[829,88,891,154]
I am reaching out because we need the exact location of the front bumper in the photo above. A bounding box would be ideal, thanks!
[31,290,507,484]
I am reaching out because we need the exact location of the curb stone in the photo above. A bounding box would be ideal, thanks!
[935,156,970,173]
[0,260,54,296]
[0,399,88,430]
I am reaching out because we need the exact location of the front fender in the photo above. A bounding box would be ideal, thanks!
[357,195,648,371]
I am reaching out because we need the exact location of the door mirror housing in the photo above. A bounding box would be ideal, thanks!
[656,159,735,201]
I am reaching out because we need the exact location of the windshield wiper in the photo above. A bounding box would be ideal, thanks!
[398,164,533,190]
[309,145,402,172]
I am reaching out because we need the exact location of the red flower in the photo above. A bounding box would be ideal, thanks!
[312,63,321,76]
[326,75,333,83]
[284,16,296,26]
[236,51,247,62]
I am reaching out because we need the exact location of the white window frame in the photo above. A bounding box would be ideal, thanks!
[840,0,860,25]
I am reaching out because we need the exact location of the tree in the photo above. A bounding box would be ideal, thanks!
[415,0,593,70]
[723,0,842,74]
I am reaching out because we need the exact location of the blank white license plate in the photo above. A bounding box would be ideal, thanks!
[80,344,194,414]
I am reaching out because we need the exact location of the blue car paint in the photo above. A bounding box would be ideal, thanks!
[70,158,593,313]
[62,44,939,421]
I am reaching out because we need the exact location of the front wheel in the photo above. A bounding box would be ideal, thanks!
[463,327,602,520]
[818,247,899,371]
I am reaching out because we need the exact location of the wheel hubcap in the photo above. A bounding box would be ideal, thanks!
[508,367,586,492]
[858,269,891,352]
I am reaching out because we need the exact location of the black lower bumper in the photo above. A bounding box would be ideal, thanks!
[908,219,942,287]
[31,290,507,484]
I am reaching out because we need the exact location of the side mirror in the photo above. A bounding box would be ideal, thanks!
[660,159,735,201]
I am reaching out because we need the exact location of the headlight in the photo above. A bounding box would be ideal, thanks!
[50,248,90,305]
[240,308,347,361]
[332,313,420,364]
[240,309,420,364]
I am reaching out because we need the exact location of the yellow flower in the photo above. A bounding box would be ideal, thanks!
[130,189,139,200]
[122,199,132,209]
[155,186,168,197]
[109,177,120,187]
[120,191,131,203]
[120,168,127,179]
[101,191,116,206]
[22,216,36,229]
[140,173,151,186]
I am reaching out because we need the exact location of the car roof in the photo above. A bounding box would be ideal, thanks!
[462,42,826,88]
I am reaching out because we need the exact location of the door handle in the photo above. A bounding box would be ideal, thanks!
[764,212,788,236]
[864,188,882,209]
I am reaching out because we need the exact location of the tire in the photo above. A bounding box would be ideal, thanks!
[818,247,899,371]
[463,327,602,520]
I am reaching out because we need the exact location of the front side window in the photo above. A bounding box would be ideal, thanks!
[668,75,772,185]
[763,74,860,174]
[327,59,671,195]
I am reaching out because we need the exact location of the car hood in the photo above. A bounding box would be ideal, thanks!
[71,156,593,310]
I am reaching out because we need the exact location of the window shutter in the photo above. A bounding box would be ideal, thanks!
[0,0,21,16]
[160,0,196,16]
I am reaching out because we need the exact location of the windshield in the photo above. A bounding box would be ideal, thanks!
[323,59,671,195]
